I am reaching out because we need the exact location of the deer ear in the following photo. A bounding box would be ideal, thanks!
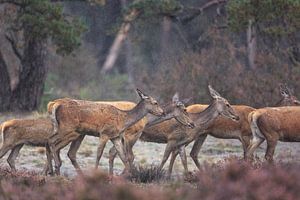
[172,92,179,103]
[136,88,149,100]
[208,85,221,99]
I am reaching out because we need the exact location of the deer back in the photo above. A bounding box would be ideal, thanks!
[252,106,300,141]
[1,118,53,146]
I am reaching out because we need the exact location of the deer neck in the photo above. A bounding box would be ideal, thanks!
[122,100,148,131]
[191,100,220,128]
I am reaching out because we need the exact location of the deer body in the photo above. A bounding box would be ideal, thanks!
[50,100,147,173]
[246,106,300,162]
[107,94,195,174]
[48,90,164,175]
[139,86,239,176]
[0,118,54,174]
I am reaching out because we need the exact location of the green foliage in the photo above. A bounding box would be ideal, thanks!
[227,0,300,37]
[16,0,86,55]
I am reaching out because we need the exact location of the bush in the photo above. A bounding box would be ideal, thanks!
[0,161,300,200]
[127,164,167,183]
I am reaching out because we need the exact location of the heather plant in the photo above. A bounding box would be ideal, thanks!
[127,164,167,183]
[0,161,299,200]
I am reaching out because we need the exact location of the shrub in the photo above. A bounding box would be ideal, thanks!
[127,164,167,183]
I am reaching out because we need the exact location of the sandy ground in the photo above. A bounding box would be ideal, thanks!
[0,113,300,177]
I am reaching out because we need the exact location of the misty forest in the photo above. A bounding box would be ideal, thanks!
[0,1,300,200]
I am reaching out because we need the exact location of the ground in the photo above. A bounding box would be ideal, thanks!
[0,112,300,177]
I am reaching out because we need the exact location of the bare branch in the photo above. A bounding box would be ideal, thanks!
[180,0,228,24]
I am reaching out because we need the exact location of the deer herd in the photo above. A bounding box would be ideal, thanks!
[0,84,300,177]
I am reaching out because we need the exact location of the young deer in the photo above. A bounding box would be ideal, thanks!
[107,93,195,174]
[140,85,239,175]
[48,89,164,175]
[246,86,300,162]
[0,118,54,174]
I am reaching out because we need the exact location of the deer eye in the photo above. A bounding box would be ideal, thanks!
[153,102,158,105]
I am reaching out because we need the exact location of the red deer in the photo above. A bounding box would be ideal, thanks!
[139,85,239,175]
[48,89,164,175]
[107,93,195,174]
[177,84,300,171]
[246,85,300,162]
[0,118,54,174]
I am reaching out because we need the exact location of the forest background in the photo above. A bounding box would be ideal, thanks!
[0,0,299,112]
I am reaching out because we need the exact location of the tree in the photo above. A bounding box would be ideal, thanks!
[0,0,86,111]
[227,0,300,69]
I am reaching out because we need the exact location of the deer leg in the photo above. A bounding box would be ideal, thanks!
[50,132,80,175]
[159,140,176,173]
[95,135,109,169]
[265,137,278,163]
[7,144,23,172]
[111,137,131,174]
[246,136,264,160]
[125,141,135,170]
[42,144,53,176]
[241,136,251,159]
[179,146,188,175]
[168,148,180,177]
[67,135,85,172]
[109,139,136,175]
[0,144,11,160]
[190,134,207,169]
[108,146,117,175]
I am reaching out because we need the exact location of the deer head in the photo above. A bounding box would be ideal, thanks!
[170,93,195,128]
[145,93,195,128]
[208,85,239,121]
[278,84,300,106]
[136,89,164,116]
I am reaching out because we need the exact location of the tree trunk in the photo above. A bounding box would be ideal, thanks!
[0,50,12,111]
[160,17,172,62]
[101,9,139,74]
[247,19,257,70]
[0,31,48,112]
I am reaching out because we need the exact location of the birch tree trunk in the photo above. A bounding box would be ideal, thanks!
[101,9,139,74]
[247,19,257,70]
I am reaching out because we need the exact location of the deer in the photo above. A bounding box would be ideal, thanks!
[0,118,54,175]
[174,84,300,172]
[139,85,240,176]
[47,93,194,175]
[48,89,164,175]
[246,87,300,162]
[107,93,195,174]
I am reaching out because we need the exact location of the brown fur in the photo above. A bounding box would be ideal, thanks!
[48,90,164,175]
[51,100,148,174]
[138,86,240,176]
[247,106,300,162]
[0,118,54,174]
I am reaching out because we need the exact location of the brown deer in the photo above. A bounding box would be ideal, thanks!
[48,89,164,175]
[178,84,300,171]
[246,87,300,162]
[0,118,54,174]
[139,85,240,175]
[47,93,194,175]
[107,93,195,174]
